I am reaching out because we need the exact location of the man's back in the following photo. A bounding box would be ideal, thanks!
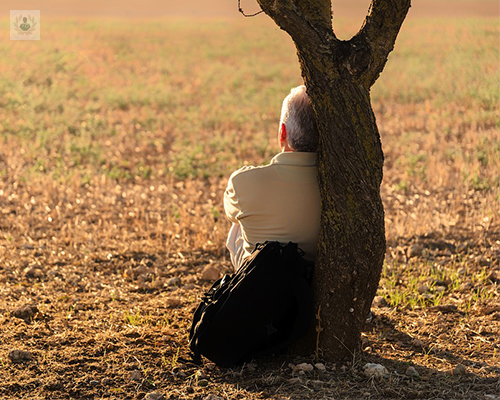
[224,152,321,264]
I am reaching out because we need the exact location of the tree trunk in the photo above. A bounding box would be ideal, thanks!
[255,0,411,360]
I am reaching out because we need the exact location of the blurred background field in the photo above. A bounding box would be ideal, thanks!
[0,1,499,399]
[0,9,498,252]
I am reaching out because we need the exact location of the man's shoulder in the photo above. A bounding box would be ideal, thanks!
[229,163,274,183]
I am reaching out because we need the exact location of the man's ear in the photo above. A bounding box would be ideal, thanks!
[280,123,287,143]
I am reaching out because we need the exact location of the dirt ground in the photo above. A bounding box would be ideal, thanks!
[0,174,499,399]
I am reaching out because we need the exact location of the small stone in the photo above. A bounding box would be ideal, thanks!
[144,393,166,400]
[476,305,500,316]
[197,379,209,387]
[314,363,326,371]
[417,284,429,294]
[9,349,33,363]
[89,380,99,387]
[201,265,220,281]
[363,363,389,379]
[184,283,195,290]
[431,304,457,313]
[167,277,181,287]
[47,270,59,279]
[407,244,423,258]
[452,364,466,376]
[24,267,44,279]
[151,279,164,289]
[160,335,169,343]
[406,366,419,377]
[12,304,38,323]
[293,363,314,374]
[134,265,150,278]
[372,295,387,308]
[129,370,142,381]
[166,297,182,307]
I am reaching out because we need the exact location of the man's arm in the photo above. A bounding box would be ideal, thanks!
[223,174,241,224]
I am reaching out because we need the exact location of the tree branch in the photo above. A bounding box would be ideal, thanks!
[238,0,265,17]
[357,0,411,88]
[256,0,335,47]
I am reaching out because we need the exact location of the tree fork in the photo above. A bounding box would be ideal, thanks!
[256,0,411,360]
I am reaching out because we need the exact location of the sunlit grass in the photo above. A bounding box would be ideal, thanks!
[379,258,496,311]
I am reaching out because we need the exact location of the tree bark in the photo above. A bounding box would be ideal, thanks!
[255,0,411,360]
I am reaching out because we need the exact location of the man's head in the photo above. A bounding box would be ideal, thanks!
[279,85,319,152]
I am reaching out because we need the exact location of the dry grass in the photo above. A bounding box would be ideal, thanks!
[0,14,499,400]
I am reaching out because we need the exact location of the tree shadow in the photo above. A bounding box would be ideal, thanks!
[208,311,499,399]
[386,228,500,267]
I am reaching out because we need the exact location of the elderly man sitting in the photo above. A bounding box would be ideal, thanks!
[224,85,321,270]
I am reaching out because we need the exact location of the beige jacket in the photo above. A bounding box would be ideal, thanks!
[224,152,321,263]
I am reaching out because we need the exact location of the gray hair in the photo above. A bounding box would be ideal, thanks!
[279,85,319,152]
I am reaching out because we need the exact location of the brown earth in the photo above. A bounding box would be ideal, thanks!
[1,173,499,399]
